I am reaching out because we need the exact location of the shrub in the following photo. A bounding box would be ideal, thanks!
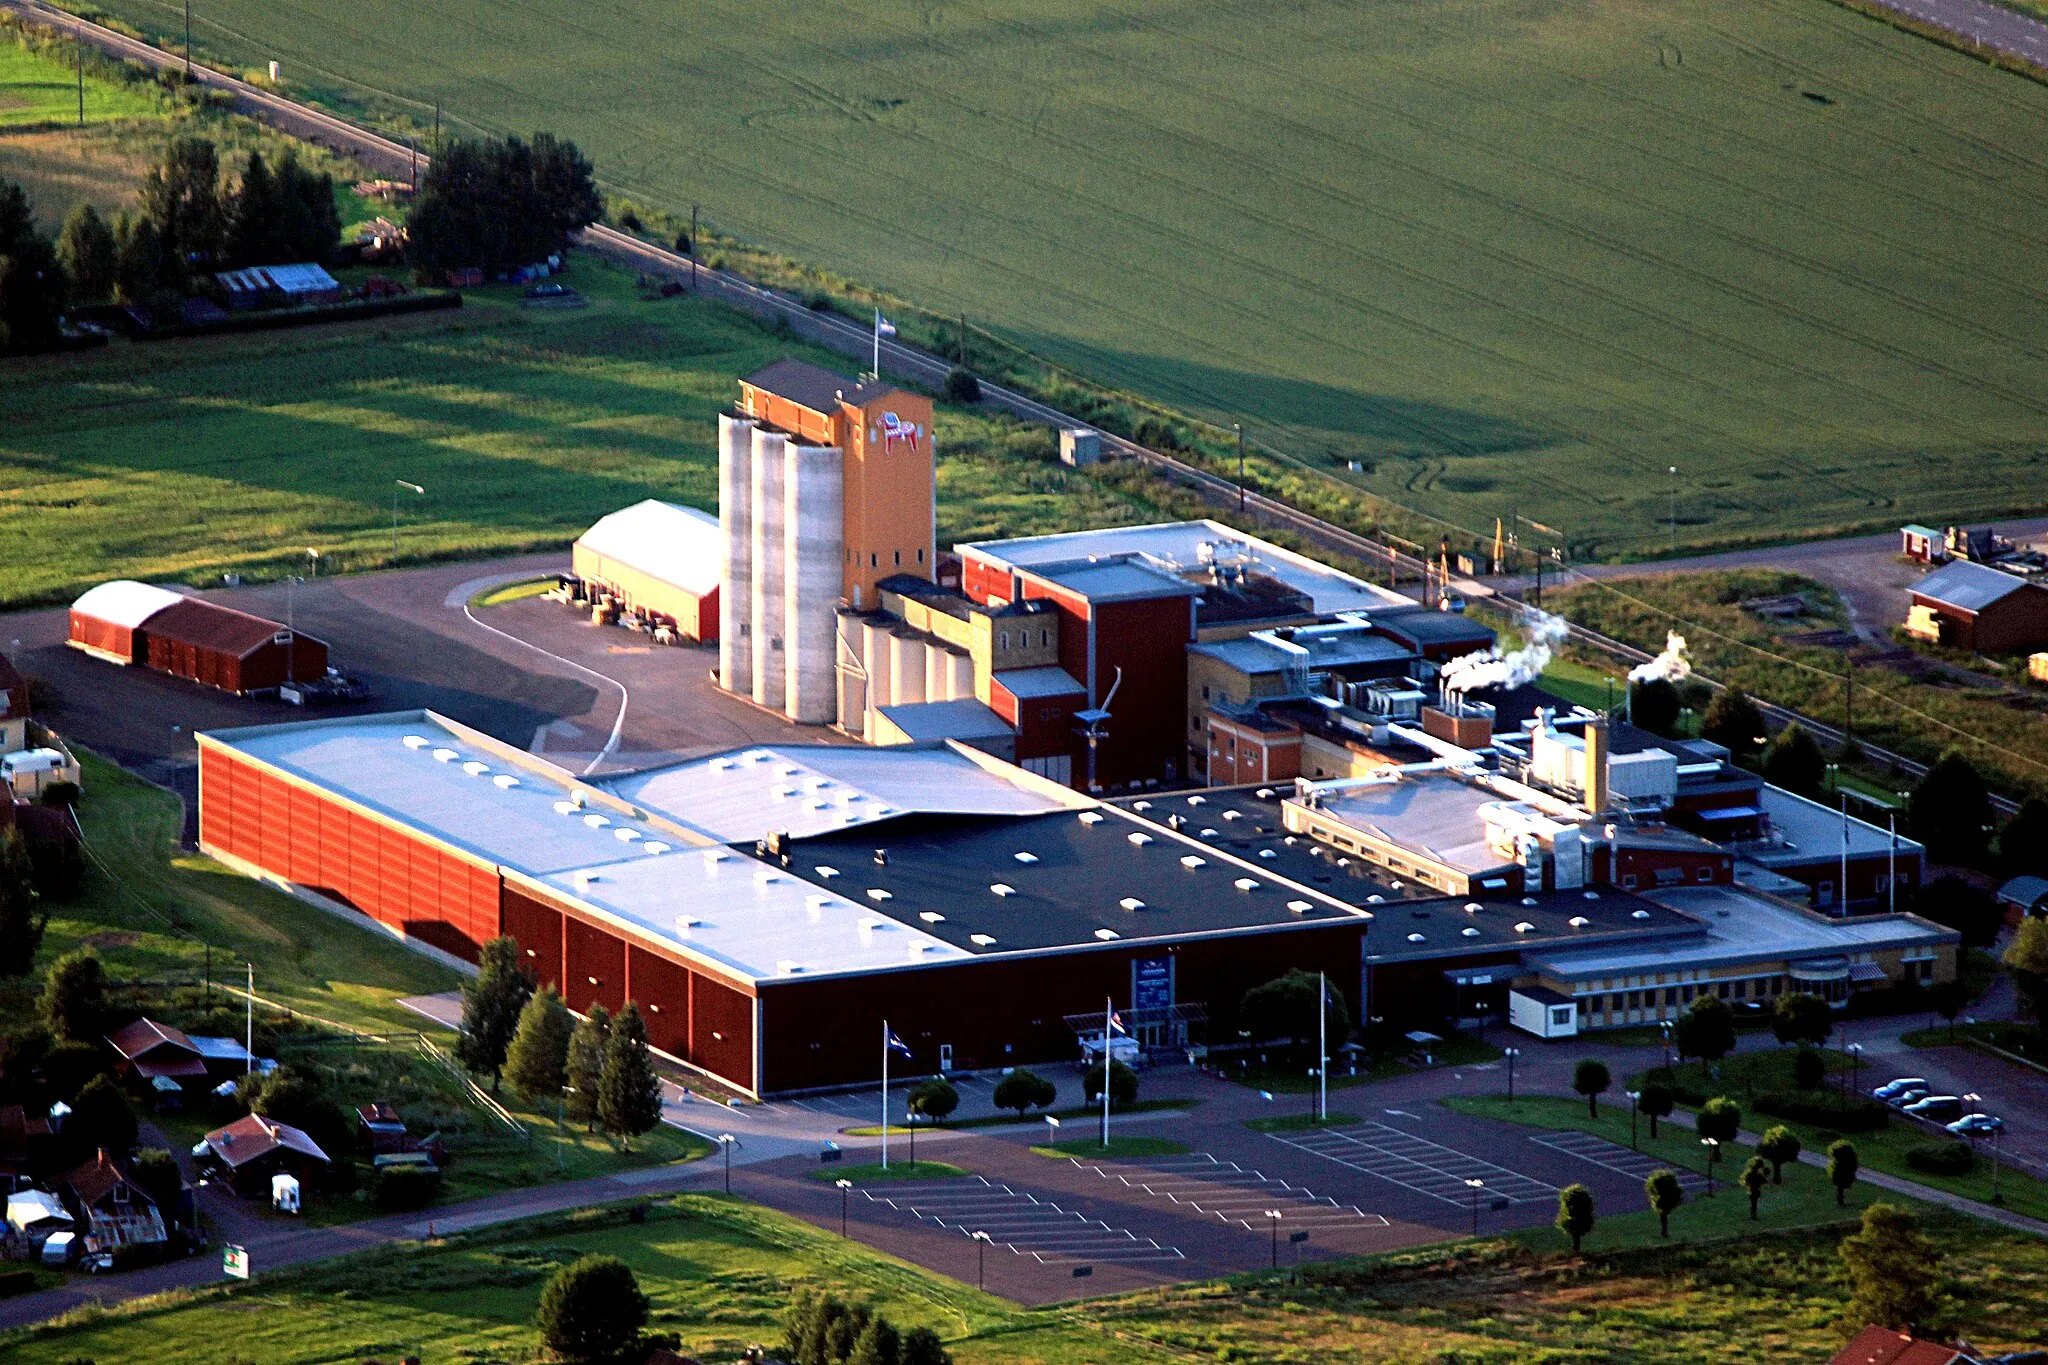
[942,367,981,403]
[1082,1059,1138,1109]
[535,1254,649,1363]
[1792,1047,1825,1091]
[1753,1090,1890,1132]
[372,1162,441,1210]
[1905,1140,1975,1176]
[992,1068,1057,1118]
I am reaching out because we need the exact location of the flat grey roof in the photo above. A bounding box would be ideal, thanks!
[1739,786,1923,867]
[1192,630,1412,675]
[960,520,1407,615]
[1912,558,2033,613]
[877,699,1015,743]
[1527,884,1955,980]
[1024,557,1203,604]
[1300,773,1515,879]
[992,665,1087,699]
[598,743,1077,843]
[743,357,856,414]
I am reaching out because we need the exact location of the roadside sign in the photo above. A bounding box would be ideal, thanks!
[223,1244,249,1279]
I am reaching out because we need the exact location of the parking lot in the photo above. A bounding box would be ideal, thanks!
[854,1175,1188,1266]
[2,553,828,836]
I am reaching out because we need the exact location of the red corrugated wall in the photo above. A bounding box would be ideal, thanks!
[199,742,499,964]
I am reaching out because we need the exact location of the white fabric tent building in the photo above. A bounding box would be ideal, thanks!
[571,500,723,643]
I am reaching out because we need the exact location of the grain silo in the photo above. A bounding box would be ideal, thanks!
[782,438,843,725]
[748,425,787,713]
[717,414,756,695]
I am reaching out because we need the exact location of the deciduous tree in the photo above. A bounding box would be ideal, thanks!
[1908,751,1992,866]
[1912,876,2001,949]
[57,203,117,304]
[1772,991,1833,1048]
[1645,1168,1684,1238]
[0,830,46,976]
[1240,969,1351,1055]
[1555,1183,1595,1253]
[1673,994,1736,1063]
[1828,1139,1860,1207]
[38,948,104,1041]
[993,1068,1057,1119]
[1572,1058,1610,1118]
[535,1254,648,1363]
[1082,1059,1138,1110]
[1701,687,1766,760]
[1838,1203,1940,1332]
[1740,1155,1772,1220]
[1762,722,1826,798]
[907,1077,959,1126]
[1638,1081,1674,1137]
[2004,916,2048,1025]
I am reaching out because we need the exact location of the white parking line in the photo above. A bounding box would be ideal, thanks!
[857,1176,1185,1264]
[1268,1122,1559,1205]
[1529,1131,1708,1191]
[1069,1153,1390,1232]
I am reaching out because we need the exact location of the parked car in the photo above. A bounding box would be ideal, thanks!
[1904,1095,1965,1122]
[1947,1113,2005,1136]
[1885,1087,1931,1110]
[1872,1078,1928,1102]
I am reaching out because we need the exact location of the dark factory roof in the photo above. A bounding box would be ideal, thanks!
[144,597,313,659]
[1116,785,1421,906]
[742,358,858,415]
[777,805,1371,956]
[1368,606,1497,651]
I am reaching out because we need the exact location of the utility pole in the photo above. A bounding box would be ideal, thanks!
[184,0,192,80]
[1844,653,1854,744]
[690,204,699,290]
[1668,465,1678,555]
[409,138,418,194]
[77,44,84,126]
[958,313,967,364]
[1235,423,1246,514]
[433,99,441,149]
[393,479,424,557]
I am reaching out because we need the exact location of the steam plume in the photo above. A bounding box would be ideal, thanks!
[1627,632,1691,685]
[1441,608,1568,694]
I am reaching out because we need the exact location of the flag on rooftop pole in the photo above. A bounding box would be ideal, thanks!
[873,309,896,378]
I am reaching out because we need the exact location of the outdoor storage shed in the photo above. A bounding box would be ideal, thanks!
[571,500,722,642]
[140,598,327,694]
[68,580,186,664]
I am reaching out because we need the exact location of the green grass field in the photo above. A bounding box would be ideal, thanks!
[0,249,1192,608]
[0,38,159,128]
[7,1190,2047,1364]
[56,0,2048,557]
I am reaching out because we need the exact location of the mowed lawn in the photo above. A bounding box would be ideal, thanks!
[7,1193,2048,1364]
[69,0,2048,555]
[0,39,161,128]
[0,254,1161,606]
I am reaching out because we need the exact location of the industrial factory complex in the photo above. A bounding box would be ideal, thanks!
[178,357,1962,1097]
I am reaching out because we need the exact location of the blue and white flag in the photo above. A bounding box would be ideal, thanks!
[875,311,897,338]
[885,1027,914,1058]
[1109,1011,1127,1035]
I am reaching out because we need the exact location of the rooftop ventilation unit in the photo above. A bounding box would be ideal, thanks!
[1258,849,1277,860]
[1132,800,1152,811]
[1462,926,1481,937]
[1201,827,1219,838]
[1522,897,1539,907]
[1180,855,1206,869]
[1078,811,1104,825]
[402,735,430,750]
[572,871,600,893]
[492,775,520,790]
[873,849,889,866]
[1407,932,1426,943]
[553,801,577,816]
[1632,909,1653,920]
[970,933,997,946]
[643,842,669,855]
[866,888,891,901]
[756,867,782,885]
[1119,897,1146,911]
[1013,852,1039,864]
[702,849,729,867]
[462,761,489,777]
[432,748,458,763]
[1583,890,1601,901]
[1287,899,1312,913]
[1256,787,1276,798]
[583,814,611,828]
[1465,903,1483,914]
[1515,921,1536,933]
[615,828,641,842]
[771,785,795,800]
[1567,916,1591,928]
[674,915,700,935]
[815,865,839,878]
[710,757,734,771]
[1222,810,1241,821]
[775,763,799,777]
[1366,894,1385,905]
[1187,795,1207,806]
[990,883,1016,897]
[909,942,935,958]
[1093,928,1120,940]
[919,910,945,923]
[777,960,803,976]
[1234,878,1259,892]
[1127,832,1153,847]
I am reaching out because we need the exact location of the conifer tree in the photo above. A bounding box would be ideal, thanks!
[456,936,532,1091]
[598,1001,663,1148]
[504,983,571,1102]
[566,1002,610,1130]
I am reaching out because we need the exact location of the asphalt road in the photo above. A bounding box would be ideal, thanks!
[1874,0,2048,64]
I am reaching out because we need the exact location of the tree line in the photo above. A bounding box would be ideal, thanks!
[0,137,341,346]
[407,132,600,276]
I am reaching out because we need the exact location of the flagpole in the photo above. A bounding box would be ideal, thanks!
[1318,971,1328,1124]
[1102,996,1112,1149]
[881,1019,890,1171]
[1888,812,1897,915]
[873,308,881,380]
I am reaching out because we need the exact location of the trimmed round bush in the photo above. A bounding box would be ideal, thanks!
[1905,1141,1976,1176]
[372,1163,441,1211]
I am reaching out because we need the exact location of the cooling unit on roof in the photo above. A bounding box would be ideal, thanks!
[1407,932,1426,942]
[1522,896,1538,906]
[1186,795,1206,805]
[492,775,519,789]
[432,748,458,762]
[584,814,611,828]
[553,801,577,815]
[1180,855,1206,869]
[615,828,640,842]
[867,887,891,901]
[1287,899,1312,913]
[970,933,997,946]
[1127,832,1152,846]
[402,735,429,749]
[1515,921,1536,933]
[1013,851,1039,863]
[462,761,489,776]
[918,911,945,923]
[1222,810,1241,821]
[1132,800,1152,810]
[1201,828,1219,838]
[1258,849,1276,860]
[815,865,838,877]
[1078,811,1104,824]
[1568,916,1591,927]
[1234,878,1259,892]
[1093,928,1120,940]
[1465,903,1483,913]
[643,843,668,855]
[1583,890,1600,899]
[1256,788,1275,798]
[1366,894,1385,905]
[990,883,1016,897]
[1118,897,1146,912]
[1632,909,1653,920]
[1462,927,1481,937]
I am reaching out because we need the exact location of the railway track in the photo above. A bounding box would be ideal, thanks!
[9,0,2013,813]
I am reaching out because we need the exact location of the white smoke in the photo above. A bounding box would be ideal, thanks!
[1627,631,1691,685]
[1441,608,1569,694]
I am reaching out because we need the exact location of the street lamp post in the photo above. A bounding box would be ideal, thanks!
[1504,1047,1520,1103]
[306,548,321,580]
[1465,1178,1485,1238]
[392,479,424,557]
[1236,423,1245,514]
[1702,1138,1720,1196]
[1265,1210,1283,1269]
[1627,1090,1641,1152]
[716,1133,737,1193]
[1668,466,1677,554]
[836,1178,853,1236]
[1660,1020,1672,1071]
[972,1230,992,1289]
[1845,1043,1863,1105]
